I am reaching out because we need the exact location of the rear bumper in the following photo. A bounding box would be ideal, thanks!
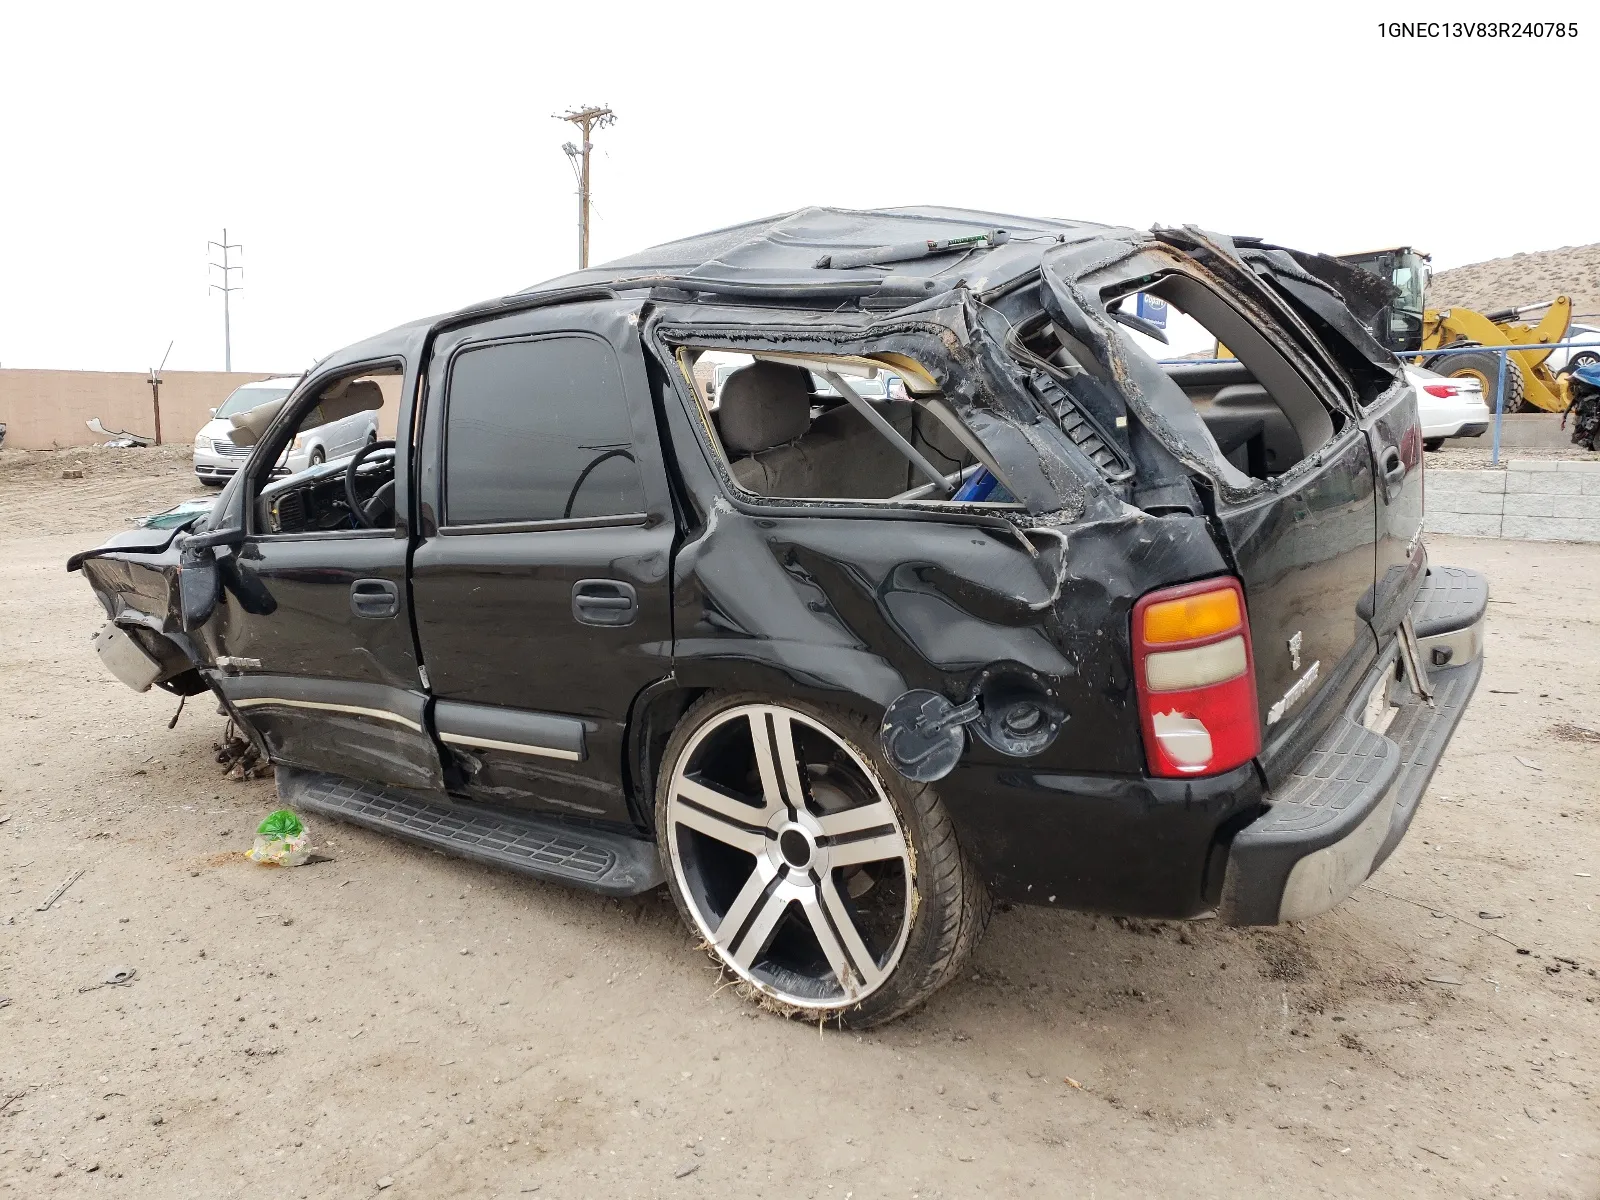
[1423,419,1488,439]
[1218,566,1486,925]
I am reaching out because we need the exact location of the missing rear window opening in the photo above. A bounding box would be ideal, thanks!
[676,348,1020,507]
[1108,274,1343,480]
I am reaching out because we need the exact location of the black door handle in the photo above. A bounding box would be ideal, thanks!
[350,578,399,619]
[1369,444,1408,499]
[572,579,637,626]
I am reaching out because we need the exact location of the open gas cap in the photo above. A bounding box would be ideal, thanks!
[879,690,977,782]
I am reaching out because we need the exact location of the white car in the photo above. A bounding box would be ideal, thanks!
[1405,365,1490,451]
[1545,323,1600,376]
[705,360,906,410]
[194,377,379,485]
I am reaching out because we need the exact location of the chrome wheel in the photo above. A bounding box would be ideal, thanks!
[664,702,913,1009]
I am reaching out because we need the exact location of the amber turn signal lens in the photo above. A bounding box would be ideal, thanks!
[1140,587,1242,645]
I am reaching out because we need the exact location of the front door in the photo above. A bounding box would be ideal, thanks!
[410,300,675,826]
[205,352,444,791]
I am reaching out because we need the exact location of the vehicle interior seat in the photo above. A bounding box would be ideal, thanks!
[714,362,972,500]
[716,362,816,496]
[1161,361,1309,479]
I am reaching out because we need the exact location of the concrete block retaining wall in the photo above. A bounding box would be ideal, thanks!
[1442,413,1571,452]
[1426,460,1600,542]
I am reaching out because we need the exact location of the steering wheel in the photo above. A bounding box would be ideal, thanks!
[344,439,397,529]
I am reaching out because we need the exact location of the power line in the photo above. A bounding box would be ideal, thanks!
[208,228,243,371]
[555,105,615,270]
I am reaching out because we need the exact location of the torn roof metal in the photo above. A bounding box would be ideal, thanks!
[521,206,1141,301]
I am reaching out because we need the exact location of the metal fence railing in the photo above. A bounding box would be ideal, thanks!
[1397,341,1592,465]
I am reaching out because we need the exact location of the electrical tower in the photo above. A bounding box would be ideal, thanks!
[555,105,615,269]
[209,229,243,371]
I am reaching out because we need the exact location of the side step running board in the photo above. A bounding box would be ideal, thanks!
[277,767,665,896]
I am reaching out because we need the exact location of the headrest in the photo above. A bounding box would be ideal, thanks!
[717,362,812,455]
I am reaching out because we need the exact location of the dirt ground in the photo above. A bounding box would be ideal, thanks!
[1430,443,1600,471]
[1,447,1596,1199]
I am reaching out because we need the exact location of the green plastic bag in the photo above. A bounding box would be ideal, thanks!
[246,808,310,867]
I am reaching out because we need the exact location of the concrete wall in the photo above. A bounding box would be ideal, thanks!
[1443,413,1572,452]
[1425,461,1600,542]
[0,369,294,450]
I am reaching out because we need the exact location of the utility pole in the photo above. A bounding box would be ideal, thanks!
[147,340,173,445]
[208,229,243,371]
[555,105,615,269]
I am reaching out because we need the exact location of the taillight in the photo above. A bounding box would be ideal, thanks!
[1132,577,1261,777]
[1422,383,1461,398]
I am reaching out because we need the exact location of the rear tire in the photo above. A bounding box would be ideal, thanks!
[655,691,990,1029]
[1434,350,1525,415]
[1423,437,1445,452]
[1567,351,1600,374]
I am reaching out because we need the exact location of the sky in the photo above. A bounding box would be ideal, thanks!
[2,0,1592,373]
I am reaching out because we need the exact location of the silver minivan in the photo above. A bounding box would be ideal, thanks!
[194,377,378,485]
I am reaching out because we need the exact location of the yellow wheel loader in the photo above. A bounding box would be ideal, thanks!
[1337,247,1574,413]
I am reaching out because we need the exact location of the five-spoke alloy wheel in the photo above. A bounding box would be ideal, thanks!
[657,693,988,1027]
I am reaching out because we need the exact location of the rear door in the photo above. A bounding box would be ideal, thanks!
[410,299,676,827]
[1213,427,1380,783]
[1360,379,1426,644]
[1152,281,1381,785]
[333,409,364,457]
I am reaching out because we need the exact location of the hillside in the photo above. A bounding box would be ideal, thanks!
[1431,243,1600,319]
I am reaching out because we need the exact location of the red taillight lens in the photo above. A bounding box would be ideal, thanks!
[1422,383,1461,398]
[1132,578,1261,778]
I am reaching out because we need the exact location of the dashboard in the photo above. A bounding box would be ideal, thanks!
[257,454,395,534]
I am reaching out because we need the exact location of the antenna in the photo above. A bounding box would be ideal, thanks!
[208,229,243,371]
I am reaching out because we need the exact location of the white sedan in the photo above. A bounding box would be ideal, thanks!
[1405,365,1491,451]
[1545,323,1600,376]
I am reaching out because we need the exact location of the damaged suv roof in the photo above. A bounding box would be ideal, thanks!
[526,205,1131,301]
[512,205,1402,512]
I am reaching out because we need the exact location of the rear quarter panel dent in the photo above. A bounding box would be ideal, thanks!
[672,502,1229,778]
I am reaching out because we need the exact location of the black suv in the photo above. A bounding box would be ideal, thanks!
[73,208,1485,1027]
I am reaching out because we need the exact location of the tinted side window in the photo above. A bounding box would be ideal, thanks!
[444,336,645,525]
